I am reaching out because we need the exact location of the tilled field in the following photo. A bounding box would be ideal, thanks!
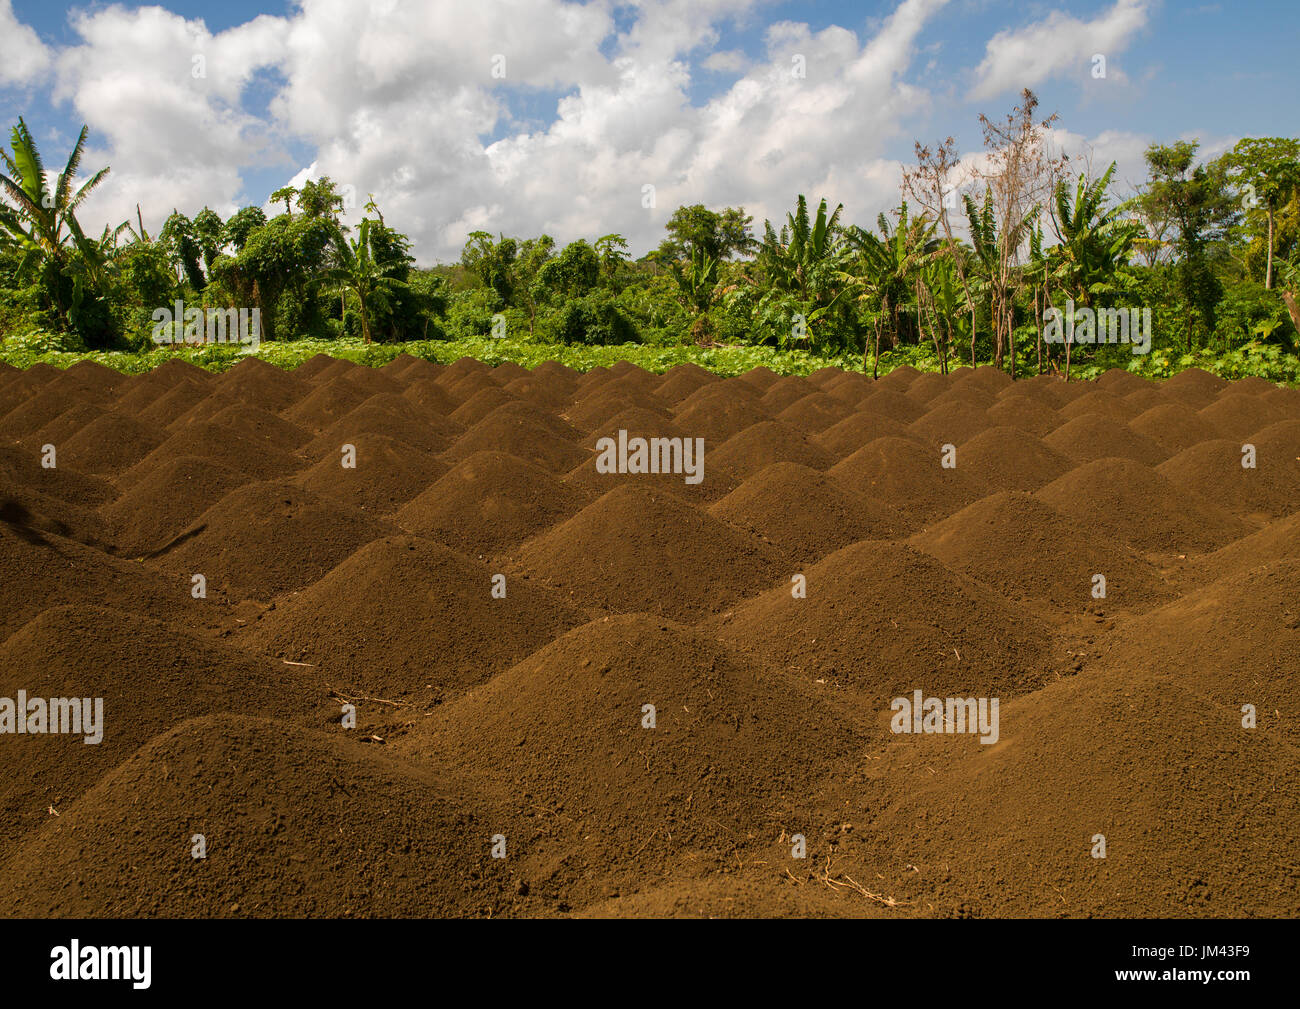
[0,353,1297,917]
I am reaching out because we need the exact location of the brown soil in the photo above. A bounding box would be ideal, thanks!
[709,420,834,477]
[908,399,993,445]
[417,614,863,907]
[711,539,1056,704]
[1,356,1295,919]
[1036,456,1249,554]
[1129,402,1222,454]
[295,432,447,516]
[813,410,916,458]
[248,534,583,700]
[828,436,979,523]
[774,392,854,433]
[709,461,906,560]
[396,450,590,555]
[1041,414,1168,465]
[958,425,1074,493]
[159,480,388,600]
[103,455,250,556]
[0,605,329,853]
[516,484,785,620]
[912,491,1173,612]
[1155,434,1300,518]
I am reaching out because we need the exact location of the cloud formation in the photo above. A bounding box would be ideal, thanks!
[970,0,1152,101]
[3,0,1175,264]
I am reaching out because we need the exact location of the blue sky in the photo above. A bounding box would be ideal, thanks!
[1,0,1297,262]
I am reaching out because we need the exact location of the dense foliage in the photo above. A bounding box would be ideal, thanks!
[3,94,1299,382]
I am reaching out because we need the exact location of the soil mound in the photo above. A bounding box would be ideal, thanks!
[673,391,772,443]
[205,401,311,452]
[1041,414,1167,465]
[303,394,458,458]
[581,408,684,450]
[333,366,403,398]
[1121,385,1170,413]
[759,375,823,414]
[26,402,106,449]
[531,359,578,381]
[293,353,343,380]
[439,370,504,406]
[926,384,997,411]
[0,714,514,918]
[1095,368,1152,395]
[813,410,915,458]
[709,420,833,478]
[0,605,328,849]
[135,378,212,429]
[1161,367,1226,408]
[249,535,582,699]
[1261,386,1300,418]
[1036,457,1249,554]
[449,386,519,427]
[0,443,115,508]
[828,436,978,523]
[713,539,1054,702]
[848,651,1299,917]
[402,376,460,415]
[424,614,861,886]
[213,357,310,413]
[983,393,1063,436]
[443,410,588,474]
[773,392,853,434]
[709,462,906,561]
[491,361,532,385]
[0,387,81,440]
[0,523,192,637]
[912,491,1171,611]
[161,481,387,600]
[1197,392,1286,439]
[123,421,301,485]
[955,364,1013,395]
[1058,388,1141,422]
[0,484,109,551]
[296,432,447,516]
[280,376,372,431]
[1192,509,1300,581]
[396,451,590,556]
[44,360,124,403]
[820,372,873,408]
[875,363,920,388]
[1129,402,1221,454]
[517,484,784,621]
[907,400,992,446]
[902,371,947,403]
[563,449,739,505]
[653,362,718,404]
[737,365,781,393]
[1156,435,1300,518]
[675,376,762,412]
[501,373,571,410]
[394,358,446,383]
[857,388,927,423]
[957,426,1073,494]
[566,390,670,432]
[102,455,249,556]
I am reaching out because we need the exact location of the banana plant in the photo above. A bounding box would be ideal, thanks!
[843,202,939,376]
[327,218,406,344]
[754,195,854,348]
[670,245,722,344]
[0,118,118,327]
